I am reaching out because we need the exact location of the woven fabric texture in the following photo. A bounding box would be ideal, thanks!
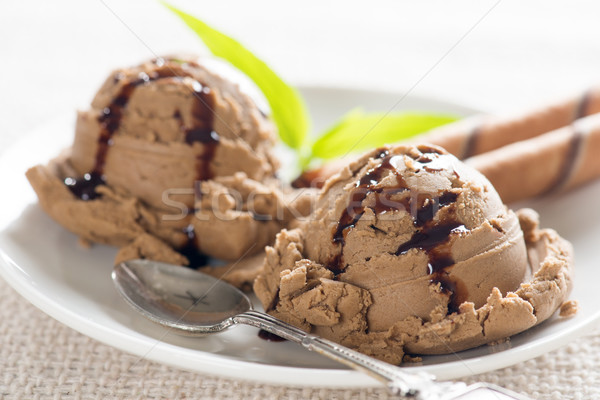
[0,277,598,400]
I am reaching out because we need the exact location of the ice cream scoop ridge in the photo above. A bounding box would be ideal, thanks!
[254,144,574,364]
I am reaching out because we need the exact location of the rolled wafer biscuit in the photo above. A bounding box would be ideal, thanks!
[427,86,600,159]
[292,86,600,188]
[466,112,600,203]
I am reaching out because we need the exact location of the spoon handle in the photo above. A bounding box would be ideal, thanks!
[232,310,455,398]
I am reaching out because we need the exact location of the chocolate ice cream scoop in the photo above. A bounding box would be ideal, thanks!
[69,56,278,211]
[26,56,297,271]
[254,144,574,364]
[304,144,527,323]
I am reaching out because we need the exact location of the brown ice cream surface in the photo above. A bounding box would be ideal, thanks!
[26,56,307,285]
[253,144,574,364]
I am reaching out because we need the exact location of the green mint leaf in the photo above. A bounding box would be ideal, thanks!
[310,109,458,160]
[163,3,310,150]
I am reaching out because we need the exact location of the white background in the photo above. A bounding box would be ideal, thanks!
[2,0,600,153]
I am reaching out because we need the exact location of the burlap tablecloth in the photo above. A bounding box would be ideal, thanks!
[0,273,598,399]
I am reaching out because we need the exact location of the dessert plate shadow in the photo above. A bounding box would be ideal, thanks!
[0,86,599,388]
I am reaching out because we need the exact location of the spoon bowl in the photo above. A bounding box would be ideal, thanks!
[112,259,251,335]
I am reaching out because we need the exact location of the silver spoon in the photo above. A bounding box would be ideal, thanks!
[112,259,529,399]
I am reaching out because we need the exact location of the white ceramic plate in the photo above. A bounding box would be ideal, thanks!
[0,87,598,388]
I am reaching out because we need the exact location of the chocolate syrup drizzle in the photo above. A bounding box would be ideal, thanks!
[64,61,219,270]
[329,146,468,313]
[183,83,220,181]
[179,224,209,268]
[332,149,398,247]
[65,64,218,200]
[396,218,467,314]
